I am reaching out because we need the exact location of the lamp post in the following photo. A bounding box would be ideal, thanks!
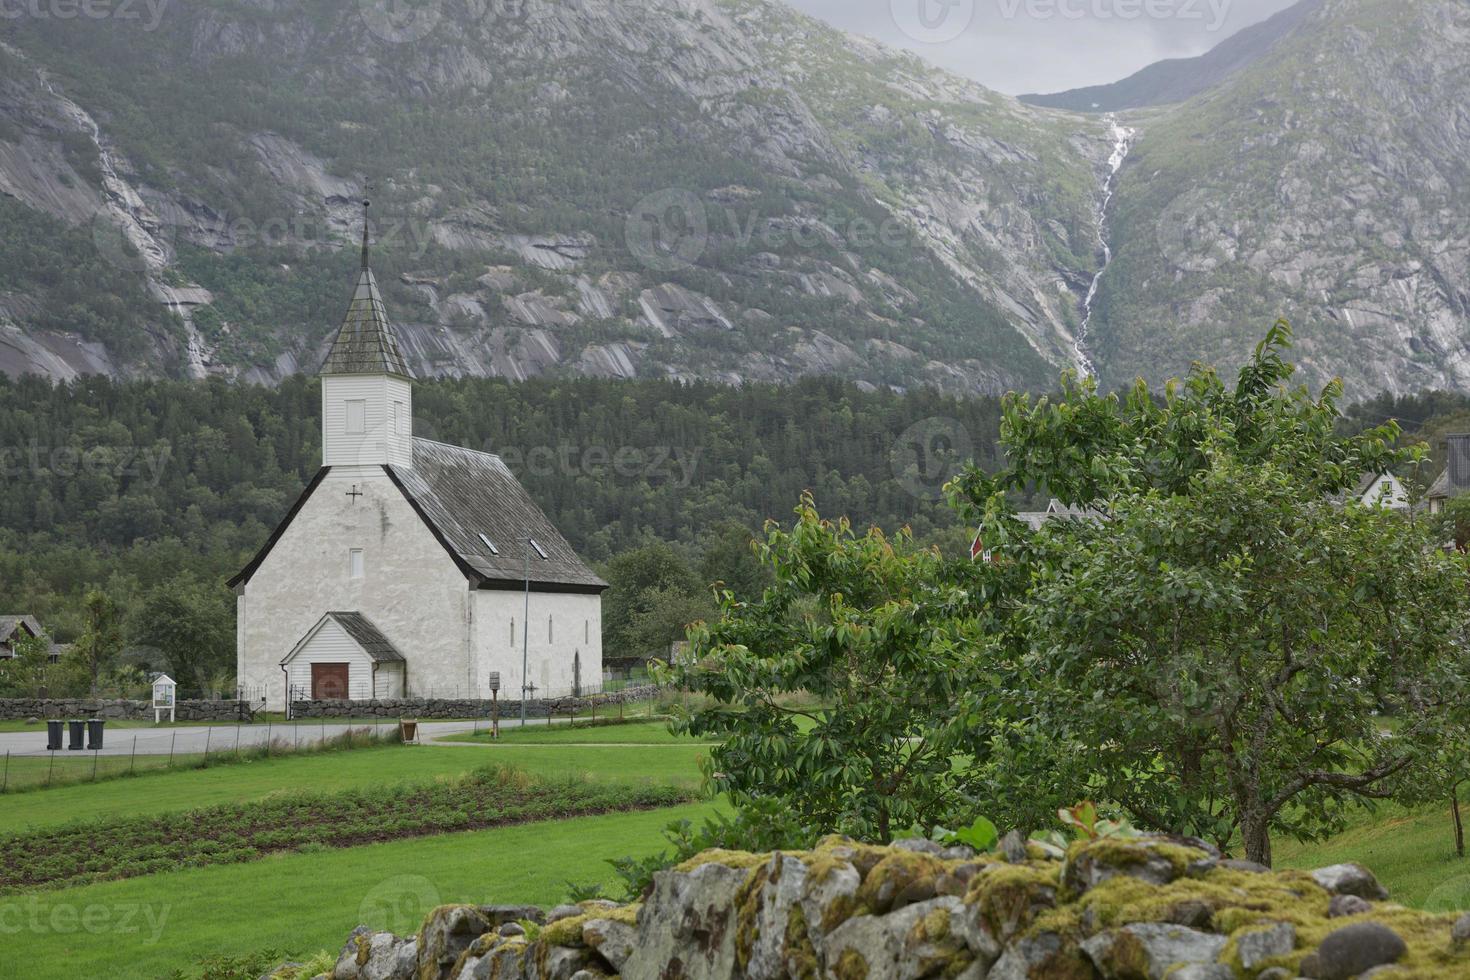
[521,537,530,725]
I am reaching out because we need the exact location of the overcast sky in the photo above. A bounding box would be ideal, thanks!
[783,0,1303,95]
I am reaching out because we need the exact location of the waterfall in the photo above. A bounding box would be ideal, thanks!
[38,69,212,379]
[1073,114,1135,379]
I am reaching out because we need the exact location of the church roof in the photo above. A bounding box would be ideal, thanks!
[325,612,406,663]
[320,227,413,379]
[386,438,608,593]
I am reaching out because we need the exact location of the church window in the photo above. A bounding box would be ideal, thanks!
[584,620,589,643]
[510,618,515,645]
[349,549,364,579]
[345,399,366,435]
[393,400,406,435]
[548,615,553,642]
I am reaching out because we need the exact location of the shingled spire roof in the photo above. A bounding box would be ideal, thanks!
[321,222,413,379]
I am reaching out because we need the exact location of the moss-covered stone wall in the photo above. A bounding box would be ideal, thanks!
[279,833,1470,980]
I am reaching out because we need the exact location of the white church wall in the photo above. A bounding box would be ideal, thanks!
[237,470,471,711]
[472,589,603,699]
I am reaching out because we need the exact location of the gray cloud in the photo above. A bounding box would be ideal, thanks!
[784,0,1303,95]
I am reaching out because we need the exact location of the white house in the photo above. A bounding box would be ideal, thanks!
[230,227,606,711]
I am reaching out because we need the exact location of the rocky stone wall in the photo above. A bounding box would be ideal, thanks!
[288,685,660,720]
[0,698,252,721]
[285,834,1470,980]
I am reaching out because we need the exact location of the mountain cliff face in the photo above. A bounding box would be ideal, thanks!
[0,0,1465,398]
[1094,0,1470,395]
[0,0,1110,396]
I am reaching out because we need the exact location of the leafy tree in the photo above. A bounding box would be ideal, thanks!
[697,520,772,599]
[669,494,995,841]
[75,589,123,696]
[0,631,54,697]
[600,543,705,662]
[129,578,234,696]
[957,324,1470,864]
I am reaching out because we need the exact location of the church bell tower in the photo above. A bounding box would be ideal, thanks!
[320,211,415,472]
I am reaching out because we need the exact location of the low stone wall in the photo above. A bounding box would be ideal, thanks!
[288,685,660,720]
[0,698,254,722]
[285,833,1470,980]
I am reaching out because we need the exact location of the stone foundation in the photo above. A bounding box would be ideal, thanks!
[284,834,1470,980]
[287,685,660,720]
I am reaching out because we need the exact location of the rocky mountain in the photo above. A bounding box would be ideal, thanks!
[0,0,1465,399]
[0,0,1111,396]
[1094,0,1470,395]
[1020,0,1325,113]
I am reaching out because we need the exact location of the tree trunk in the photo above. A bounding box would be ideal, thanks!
[1240,811,1273,867]
[1453,787,1464,859]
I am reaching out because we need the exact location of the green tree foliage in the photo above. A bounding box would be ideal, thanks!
[956,324,1470,864]
[600,543,709,663]
[74,589,123,696]
[129,578,234,697]
[669,493,996,841]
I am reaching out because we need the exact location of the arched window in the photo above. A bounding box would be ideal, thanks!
[510,618,515,645]
[548,615,554,642]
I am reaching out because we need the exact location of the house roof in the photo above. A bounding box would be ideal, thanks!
[282,612,406,665]
[320,226,413,379]
[0,616,41,641]
[387,438,608,592]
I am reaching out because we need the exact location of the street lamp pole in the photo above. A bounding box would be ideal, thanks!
[521,538,530,725]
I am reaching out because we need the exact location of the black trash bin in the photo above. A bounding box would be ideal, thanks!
[46,719,63,751]
[87,718,105,750]
[67,719,85,751]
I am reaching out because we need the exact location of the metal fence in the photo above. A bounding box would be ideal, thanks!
[0,715,401,793]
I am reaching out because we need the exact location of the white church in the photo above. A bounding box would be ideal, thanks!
[230,228,606,712]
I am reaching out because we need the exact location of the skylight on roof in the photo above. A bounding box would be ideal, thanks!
[529,539,549,560]
[478,533,500,556]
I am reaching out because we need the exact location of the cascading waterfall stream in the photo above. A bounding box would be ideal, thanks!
[37,69,212,379]
[1073,114,1135,379]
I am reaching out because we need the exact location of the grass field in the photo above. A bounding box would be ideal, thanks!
[0,741,707,835]
[1,802,720,980]
[1278,802,1470,910]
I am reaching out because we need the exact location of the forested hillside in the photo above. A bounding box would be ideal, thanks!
[0,373,1000,645]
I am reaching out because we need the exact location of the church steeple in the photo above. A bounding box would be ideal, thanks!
[320,205,415,471]
[322,207,413,380]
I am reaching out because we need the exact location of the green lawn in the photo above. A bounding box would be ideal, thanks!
[0,743,708,835]
[1277,802,1470,910]
[1,802,721,980]
[440,719,707,745]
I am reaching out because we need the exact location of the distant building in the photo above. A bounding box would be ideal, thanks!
[0,615,42,659]
[1427,434,1470,515]
[971,499,1104,560]
[1335,472,1410,511]
[231,225,606,711]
